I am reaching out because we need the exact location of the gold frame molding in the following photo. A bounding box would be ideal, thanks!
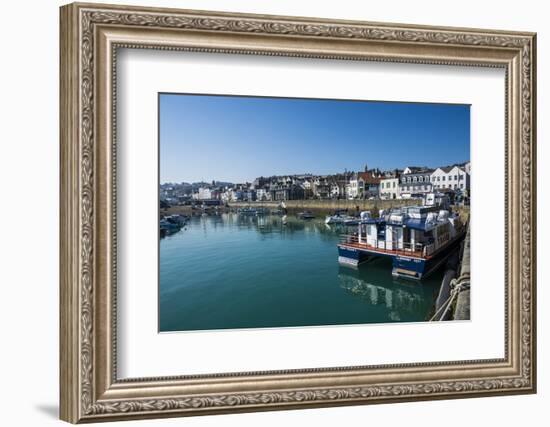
[60,2,537,423]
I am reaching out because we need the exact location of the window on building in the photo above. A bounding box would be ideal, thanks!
[437,176,440,181]
[419,176,423,182]
[442,176,446,181]
[460,184,464,188]
[393,182,396,188]
[454,175,458,180]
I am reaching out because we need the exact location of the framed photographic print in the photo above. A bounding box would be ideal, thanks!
[60,2,537,423]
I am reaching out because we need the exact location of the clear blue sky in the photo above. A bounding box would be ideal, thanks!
[160,93,470,184]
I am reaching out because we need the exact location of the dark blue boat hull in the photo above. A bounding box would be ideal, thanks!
[337,246,373,267]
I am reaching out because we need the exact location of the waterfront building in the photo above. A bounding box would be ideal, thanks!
[330,182,342,199]
[312,176,331,199]
[346,174,361,199]
[197,187,212,200]
[220,188,234,202]
[449,165,469,191]
[231,183,250,201]
[379,177,400,199]
[252,177,269,190]
[270,183,305,201]
[398,170,433,198]
[347,171,381,199]
[256,188,271,201]
[302,179,314,199]
[330,174,350,199]
[361,172,381,199]
[430,165,470,191]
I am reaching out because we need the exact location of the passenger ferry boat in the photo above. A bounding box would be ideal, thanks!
[337,204,465,280]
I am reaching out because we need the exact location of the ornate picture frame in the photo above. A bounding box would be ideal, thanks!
[60,2,536,423]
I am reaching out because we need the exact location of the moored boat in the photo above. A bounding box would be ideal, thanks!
[159,214,189,237]
[325,214,345,224]
[298,211,315,219]
[160,218,181,235]
[326,210,361,226]
[337,205,465,280]
[237,207,258,215]
[164,214,189,226]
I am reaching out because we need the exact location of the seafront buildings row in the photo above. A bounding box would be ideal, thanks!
[160,162,471,204]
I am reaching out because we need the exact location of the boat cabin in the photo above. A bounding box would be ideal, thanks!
[356,206,456,257]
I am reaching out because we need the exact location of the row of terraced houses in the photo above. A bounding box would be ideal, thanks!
[160,162,470,204]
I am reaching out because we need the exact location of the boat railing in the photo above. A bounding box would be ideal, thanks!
[339,235,425,256]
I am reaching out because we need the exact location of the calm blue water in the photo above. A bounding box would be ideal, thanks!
[159,213,443,332]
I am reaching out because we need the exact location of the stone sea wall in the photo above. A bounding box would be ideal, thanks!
[228,198,420,214]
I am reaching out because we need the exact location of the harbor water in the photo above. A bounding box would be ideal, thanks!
[159,213,444,332]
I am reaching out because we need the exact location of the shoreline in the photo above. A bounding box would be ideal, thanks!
[162,199,470,218]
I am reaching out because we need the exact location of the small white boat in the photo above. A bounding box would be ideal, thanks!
[298,211,315,220]
[325,214,346,225]
[325,214,360,225]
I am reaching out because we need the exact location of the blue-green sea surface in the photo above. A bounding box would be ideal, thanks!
[159,213,443,332]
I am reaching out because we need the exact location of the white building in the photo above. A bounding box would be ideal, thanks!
[430,166,470,191]
[398,171,433,198]
[220,188,234,202]
[379,177,399,199]
[330,183,341,199]
[346,175,361,199]
[256,188,271,201]
[197,187,212,200]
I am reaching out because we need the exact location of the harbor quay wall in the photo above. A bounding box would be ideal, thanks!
[453,222,471,320]
[228,199,420,214]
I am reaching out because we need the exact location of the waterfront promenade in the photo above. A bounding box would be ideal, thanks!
[161,198,421,216]
[228,198,421,214]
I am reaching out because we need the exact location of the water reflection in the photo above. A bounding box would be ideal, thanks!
[168,212,348,240]
[337,264,439,322]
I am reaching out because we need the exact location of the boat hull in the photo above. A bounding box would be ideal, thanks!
[337,246,373,268]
